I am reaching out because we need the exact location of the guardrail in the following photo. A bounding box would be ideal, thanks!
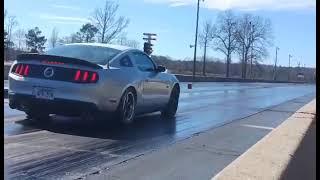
[174,74,303,83]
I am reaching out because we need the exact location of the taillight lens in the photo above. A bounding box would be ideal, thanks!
[19,65,24,75]
[15,64,20,73]
[24,65,30,76]
[73,70,99,83]
[82,71,89,81]
[74,70,81,81]
[12,64,31,77]
[91,73,97,82]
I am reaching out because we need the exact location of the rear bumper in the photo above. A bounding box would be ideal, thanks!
[9,93,100,116]
[8,74,121,112]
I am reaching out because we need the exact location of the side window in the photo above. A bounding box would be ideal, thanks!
[119,56,133,67]
[132,52,155,71]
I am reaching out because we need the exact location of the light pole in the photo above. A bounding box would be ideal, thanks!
[288,54,292,81]
[192,0,203,81]
[273,47,279,80]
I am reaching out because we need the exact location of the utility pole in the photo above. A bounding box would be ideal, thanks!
[273,47,279,80]
[288,54,292,81]
[192,0,203,81]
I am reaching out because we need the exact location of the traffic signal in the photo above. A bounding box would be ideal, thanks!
[144,42,153,55]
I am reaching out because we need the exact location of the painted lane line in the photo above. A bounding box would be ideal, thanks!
[241,124,274,130]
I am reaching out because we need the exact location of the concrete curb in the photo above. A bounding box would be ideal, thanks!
[212,99,316,180]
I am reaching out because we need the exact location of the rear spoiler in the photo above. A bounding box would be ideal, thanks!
[16,53,103,69]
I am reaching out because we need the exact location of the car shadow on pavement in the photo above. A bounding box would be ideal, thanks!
[280,118,316,180]
[17,113,177,141]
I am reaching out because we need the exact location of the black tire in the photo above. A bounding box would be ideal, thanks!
[116,88,136,125]
[26,111,50,121]
[161,86,179,118]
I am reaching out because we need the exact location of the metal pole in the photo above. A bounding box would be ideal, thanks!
[273,47,278,80]
[288,54,291,81]
[192,0,200,81]
[250,24,254,79]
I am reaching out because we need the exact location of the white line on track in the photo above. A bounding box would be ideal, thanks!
[241,124,274,130]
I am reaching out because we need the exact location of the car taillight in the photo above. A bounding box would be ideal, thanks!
[73,70,99,83]
[24,65,30,76]
[19,64,24,75]
[15,64,20,73]
[74,70,81,81]
[12,64,31,77]
[91,73,97,82]
[82,71,89,81]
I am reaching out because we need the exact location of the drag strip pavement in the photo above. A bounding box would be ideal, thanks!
[4,82,316,179]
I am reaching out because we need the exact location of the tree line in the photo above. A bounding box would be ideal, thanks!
[4,0,139,60]
[198,10,273,79]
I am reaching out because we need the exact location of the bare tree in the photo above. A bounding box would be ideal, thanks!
[5,15,18,61]
[14,29,26,50]
[91,0,129,43]
[211,10,238,78]
[49,27,59,48]
[6,16,18,47]
[115,33,139,48]
[235,14,273,79]
[199,21,214,76]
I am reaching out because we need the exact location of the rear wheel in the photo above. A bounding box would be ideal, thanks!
[161,86,179,118]
[117,88,136,125]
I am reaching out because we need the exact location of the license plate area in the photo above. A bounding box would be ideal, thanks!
[33,87,54,100]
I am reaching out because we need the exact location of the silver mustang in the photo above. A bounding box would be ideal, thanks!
[8,43,180,124]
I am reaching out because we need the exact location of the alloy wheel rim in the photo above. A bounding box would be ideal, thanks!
[123,92,135,122]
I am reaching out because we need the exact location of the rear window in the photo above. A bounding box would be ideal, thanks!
[46,44,121,65]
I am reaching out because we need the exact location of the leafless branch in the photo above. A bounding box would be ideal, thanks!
[91,0,129,43]
[49,27,59,48]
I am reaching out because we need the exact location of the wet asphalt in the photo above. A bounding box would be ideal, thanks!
[4,82,316,179]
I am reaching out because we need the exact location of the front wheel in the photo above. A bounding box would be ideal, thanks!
[116,89,136,125]
[161,86,179,118]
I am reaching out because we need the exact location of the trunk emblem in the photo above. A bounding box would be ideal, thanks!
[44,67,54,78]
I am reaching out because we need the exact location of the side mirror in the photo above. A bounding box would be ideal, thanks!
[156,65,166,72]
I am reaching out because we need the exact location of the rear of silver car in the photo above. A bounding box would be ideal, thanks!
[8,55,121,117]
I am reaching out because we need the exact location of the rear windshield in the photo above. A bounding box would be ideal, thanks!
[46,44,121,65]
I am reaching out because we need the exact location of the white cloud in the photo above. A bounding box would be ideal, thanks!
[39,14,90,23]
[51,5,81,10]
[169,2,188,7]
[144,0,316,11]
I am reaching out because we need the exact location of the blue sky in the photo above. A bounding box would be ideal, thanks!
[4,0,316,67]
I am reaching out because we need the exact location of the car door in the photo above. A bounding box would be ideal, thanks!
[131,52,169,110]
